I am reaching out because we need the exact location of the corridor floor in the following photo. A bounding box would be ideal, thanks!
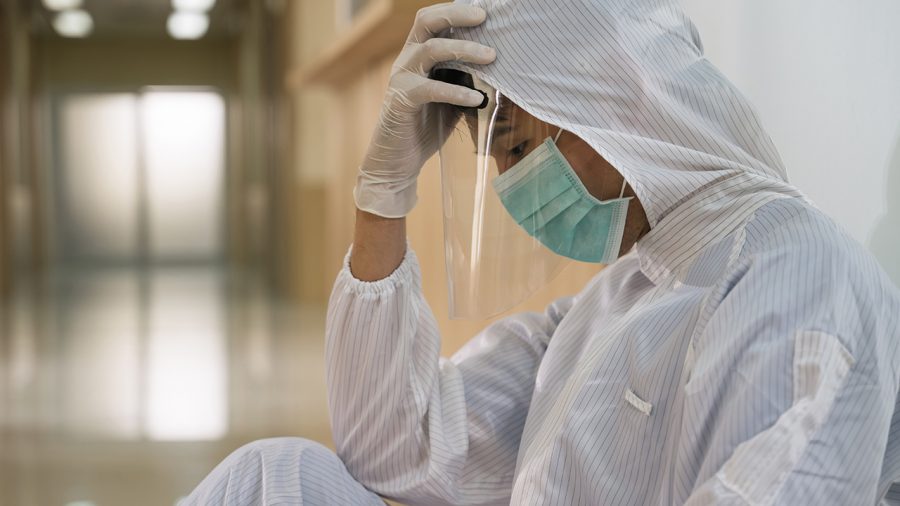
[0,266,332,506]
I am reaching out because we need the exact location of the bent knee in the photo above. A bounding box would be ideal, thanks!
[227,437,340,468]
[232,437,331,456]
[185,437,355,505]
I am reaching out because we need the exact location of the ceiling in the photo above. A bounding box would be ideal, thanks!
[29,0,244,39]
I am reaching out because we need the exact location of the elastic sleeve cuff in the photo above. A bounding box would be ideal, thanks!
[337,242,420,296]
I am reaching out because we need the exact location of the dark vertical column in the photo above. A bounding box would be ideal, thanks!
[266,0,295,299]
[26,24,44,282]
[0,0,13,302]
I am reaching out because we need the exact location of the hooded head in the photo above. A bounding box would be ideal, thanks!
[437,0,805,282]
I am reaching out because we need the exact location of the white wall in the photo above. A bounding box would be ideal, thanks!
[681,0,900,285]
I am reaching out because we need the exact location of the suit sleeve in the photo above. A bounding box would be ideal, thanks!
[326,246,572,506]
[682,245,897,505]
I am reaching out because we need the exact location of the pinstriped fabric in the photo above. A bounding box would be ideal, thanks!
[326,198,900,506]
[180,438,386,505]
[322,2,900,503]
[327,247,565,505]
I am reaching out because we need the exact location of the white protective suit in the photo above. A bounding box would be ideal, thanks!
[326,0,900,504]
[183,0,900,505]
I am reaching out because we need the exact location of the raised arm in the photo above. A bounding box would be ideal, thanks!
[327,242,571,505]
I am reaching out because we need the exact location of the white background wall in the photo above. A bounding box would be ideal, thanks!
[681,0,900,285]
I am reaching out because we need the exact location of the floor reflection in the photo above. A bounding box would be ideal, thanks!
[1,266,331,505]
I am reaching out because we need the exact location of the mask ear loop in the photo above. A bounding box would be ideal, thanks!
[554,128,564,143]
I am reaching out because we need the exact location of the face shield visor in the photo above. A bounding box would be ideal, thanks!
[433,70,575,320]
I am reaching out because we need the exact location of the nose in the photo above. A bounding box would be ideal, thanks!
[494,154,515,176]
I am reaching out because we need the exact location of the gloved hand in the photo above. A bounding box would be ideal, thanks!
[354,3,496,218]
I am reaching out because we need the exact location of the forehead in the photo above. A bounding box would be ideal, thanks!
[462,97,551,141]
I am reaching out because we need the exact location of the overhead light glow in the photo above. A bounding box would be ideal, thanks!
[52,10,94,38]
[172,0,216,12]
[42,0,83,11]
[166,11,209,40]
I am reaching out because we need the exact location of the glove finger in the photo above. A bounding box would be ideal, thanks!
[410,76,485,108]
[408,3,487,44]
[415,38,496,73]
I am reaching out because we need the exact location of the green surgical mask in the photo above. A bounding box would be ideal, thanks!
[492,130,631,264]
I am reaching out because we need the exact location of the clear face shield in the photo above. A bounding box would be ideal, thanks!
[434,70,574,320]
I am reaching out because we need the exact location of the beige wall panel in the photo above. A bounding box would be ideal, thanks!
[292,0,338,67]
[292,182,330,302]
[324,57,392,279]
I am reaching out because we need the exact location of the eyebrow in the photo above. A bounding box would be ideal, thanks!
[493,125,512,137]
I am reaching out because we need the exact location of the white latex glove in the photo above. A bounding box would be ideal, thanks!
[353,3,496,218]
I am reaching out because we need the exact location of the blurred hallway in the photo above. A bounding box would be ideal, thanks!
[1,270,331,504]
[1,0,333,504]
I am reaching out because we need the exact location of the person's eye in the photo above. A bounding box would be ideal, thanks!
[510,141,528,157]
